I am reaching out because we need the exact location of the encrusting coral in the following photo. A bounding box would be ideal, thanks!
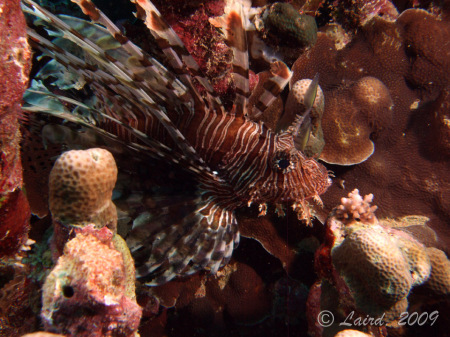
[290,7,450,248]
[319,76,393,165]
[422,247,450,296]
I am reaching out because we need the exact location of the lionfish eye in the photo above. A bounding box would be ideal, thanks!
[273,152,294,173]
[277,159,290,169]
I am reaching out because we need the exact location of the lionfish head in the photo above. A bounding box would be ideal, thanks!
[247,73,331,218]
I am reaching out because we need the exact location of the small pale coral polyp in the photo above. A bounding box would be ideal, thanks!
[319,77,393,165]
[49,148,118,229]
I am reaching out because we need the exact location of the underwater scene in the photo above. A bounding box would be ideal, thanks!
[0,0,449,336]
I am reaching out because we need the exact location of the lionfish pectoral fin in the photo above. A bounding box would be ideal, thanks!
[128,195,239,286]
[303,73,320,109]
[23,0,210,169]
[23,85,219,182]
[292,113,312,151]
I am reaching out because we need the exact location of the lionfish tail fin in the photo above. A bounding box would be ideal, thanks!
[128,194,239,285]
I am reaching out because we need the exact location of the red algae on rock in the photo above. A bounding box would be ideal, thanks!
[0,0,31,193]
[41,226,142,337]
[0,0,32,258]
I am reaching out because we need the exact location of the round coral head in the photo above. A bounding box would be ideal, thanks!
[49,148,118,228]
[320,77,393,165]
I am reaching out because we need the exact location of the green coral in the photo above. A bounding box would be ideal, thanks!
[22,228,54,283]
[263,3,318,48]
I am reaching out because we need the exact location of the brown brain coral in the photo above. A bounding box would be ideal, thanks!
[331,226,413,314]
[49,148,118,230]
[398,9,450,98]
[320,76,393,165]
[394,235,431,286]
[334,329,373,337]
[423,247,450,296]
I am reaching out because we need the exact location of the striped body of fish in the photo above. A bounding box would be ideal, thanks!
[22,0,331,284]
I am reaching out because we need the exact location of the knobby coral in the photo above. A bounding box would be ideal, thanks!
[310,189,449,336]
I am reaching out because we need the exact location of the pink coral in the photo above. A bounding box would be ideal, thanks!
[335,189,378,225]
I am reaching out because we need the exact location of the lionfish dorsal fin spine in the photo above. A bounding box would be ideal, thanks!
[129,0,224,114]
[210,0,249,118]
[67,0,192,107]
[250,61,292,119]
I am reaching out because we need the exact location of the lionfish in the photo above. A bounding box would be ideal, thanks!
[21,0,331,285]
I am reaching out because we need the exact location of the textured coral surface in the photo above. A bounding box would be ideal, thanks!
[49,148,118,228]
[0,0,31,194]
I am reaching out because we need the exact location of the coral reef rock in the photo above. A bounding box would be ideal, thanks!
[311,189,448,336]
[41,226,142,337]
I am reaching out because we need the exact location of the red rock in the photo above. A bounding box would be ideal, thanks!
[0,0,31,195]
[41,226,142,337]
[0,189,31,257]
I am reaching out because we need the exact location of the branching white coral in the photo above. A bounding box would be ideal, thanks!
[335,189,378,224]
